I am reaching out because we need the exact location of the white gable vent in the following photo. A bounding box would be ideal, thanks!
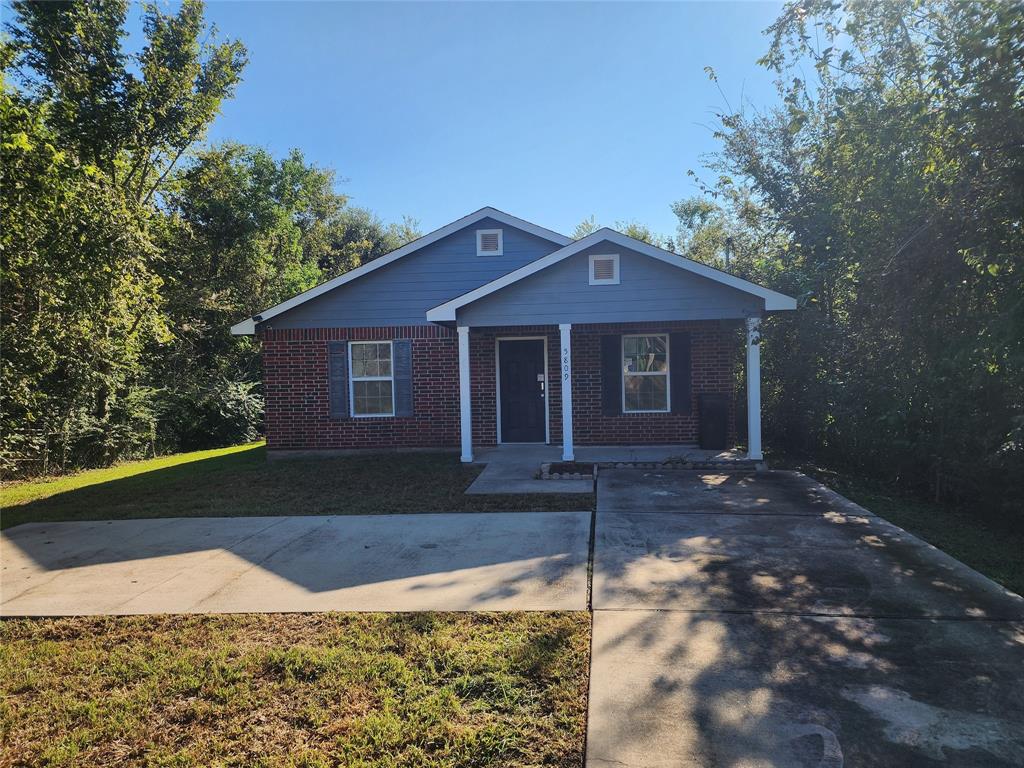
[589,253,620,285]
[476,229,503,256]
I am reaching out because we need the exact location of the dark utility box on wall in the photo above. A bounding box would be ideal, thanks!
[698,393,729,450]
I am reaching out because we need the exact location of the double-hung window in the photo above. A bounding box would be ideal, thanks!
[349,341,395,417]
[622,334,670,413]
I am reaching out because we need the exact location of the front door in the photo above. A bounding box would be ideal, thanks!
[498,339,546,443]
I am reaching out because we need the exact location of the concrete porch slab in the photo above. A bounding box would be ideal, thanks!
[466,445,593,494]
[465,445,750,495]
[1,511,592,615]
[577,445,749,465]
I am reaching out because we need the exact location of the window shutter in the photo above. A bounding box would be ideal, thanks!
[670,331,692,415]
[601,335,622,416]
[393,339,413,417]
[328,340,349,419]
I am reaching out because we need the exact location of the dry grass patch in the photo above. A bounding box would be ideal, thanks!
[0,612,590,768]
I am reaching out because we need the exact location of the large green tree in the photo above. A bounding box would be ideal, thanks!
[1,0,246,474]
[696,0,1023,516]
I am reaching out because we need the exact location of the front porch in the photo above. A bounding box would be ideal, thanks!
[454,319,766,466]
[426,226,792,466]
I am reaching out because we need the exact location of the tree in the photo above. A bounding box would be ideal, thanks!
[571,215,675,249]
[322,207,420,279]
[7,0,246,204]
[701,0,1024,516]
[1,0,246,474]
[572,215,599,239]
[153,144,339,449]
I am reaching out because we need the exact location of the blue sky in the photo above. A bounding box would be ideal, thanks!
[154,1,785,238]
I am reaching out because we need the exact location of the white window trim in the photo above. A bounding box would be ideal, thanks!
[622,333,670,414]
[349,340,396,418]
[476,228,504,256]
[589,253,620,285]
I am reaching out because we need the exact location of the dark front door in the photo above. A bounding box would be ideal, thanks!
[499,339,546,443]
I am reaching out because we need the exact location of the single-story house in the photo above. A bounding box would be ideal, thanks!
[231,207,796,462]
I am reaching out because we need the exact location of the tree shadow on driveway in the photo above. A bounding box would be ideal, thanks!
[587,468,1024,767]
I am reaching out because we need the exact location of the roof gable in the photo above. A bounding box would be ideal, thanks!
[426,228,797,322]
[231,207,571,335]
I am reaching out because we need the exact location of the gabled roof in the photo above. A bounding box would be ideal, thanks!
[230,207,571,335]
[425,228,798,322]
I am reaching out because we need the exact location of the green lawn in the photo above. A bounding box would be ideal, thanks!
[806,468,1024,596]
[0,612,591,768]
[0,444,592,530]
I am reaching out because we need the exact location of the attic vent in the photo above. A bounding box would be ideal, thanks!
[476,229,503,256]
[589,253,620,285]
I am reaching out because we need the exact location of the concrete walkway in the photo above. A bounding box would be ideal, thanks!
[586,469,1024,767]
[1,512,591,615]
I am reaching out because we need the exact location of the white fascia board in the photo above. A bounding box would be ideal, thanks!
[426,228,797,322]
[228,206,571,335]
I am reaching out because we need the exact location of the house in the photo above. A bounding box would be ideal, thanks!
[231,207,796,462]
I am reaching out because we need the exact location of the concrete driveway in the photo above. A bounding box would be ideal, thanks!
[1,512,590,615]
[587,469,1024,768]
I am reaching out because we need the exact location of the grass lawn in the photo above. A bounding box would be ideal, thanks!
[0,444,592,530]
[799,466,1024,596]
[0,612,591,768]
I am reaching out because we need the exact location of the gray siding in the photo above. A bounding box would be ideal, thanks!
[266,218,562,329]
[458,243,762,326]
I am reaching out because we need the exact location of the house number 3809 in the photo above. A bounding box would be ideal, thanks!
[562,347,570,381]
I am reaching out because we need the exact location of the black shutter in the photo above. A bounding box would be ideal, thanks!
[601,335,622,416]
[670,331,692,415]
[393,339,413,417]
[328,340,349,419]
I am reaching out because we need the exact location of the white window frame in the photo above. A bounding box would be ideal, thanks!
[476,229,504,256]
[348,340,396,418]
[622,333,670,413]
[589,253,620,285]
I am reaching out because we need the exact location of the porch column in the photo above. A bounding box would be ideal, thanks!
[559,323,574,461]
[458,325,473,463]
[746,317,763,461]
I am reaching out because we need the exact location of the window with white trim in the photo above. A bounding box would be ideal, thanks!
[349,341,395,417]
[476,229,503,256]
[622,334,669,412]
[589,253,620,285]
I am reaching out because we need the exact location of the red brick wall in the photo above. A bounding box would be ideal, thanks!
[260,326,460,451]
[259,321,739,451]
[569,321,739,445]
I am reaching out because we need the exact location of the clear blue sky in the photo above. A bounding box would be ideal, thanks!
[163,1,785,238]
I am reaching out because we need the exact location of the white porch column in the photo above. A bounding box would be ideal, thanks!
[458,325,473,463]
[746,317,763,461]
[559,323,574,461]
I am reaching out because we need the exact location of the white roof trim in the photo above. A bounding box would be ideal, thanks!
[426,228,797,322]
[230,207,571,335]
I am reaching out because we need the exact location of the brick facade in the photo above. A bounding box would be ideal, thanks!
[568,321,740,445]
[261,326,459,451]
[259,321,740,452]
